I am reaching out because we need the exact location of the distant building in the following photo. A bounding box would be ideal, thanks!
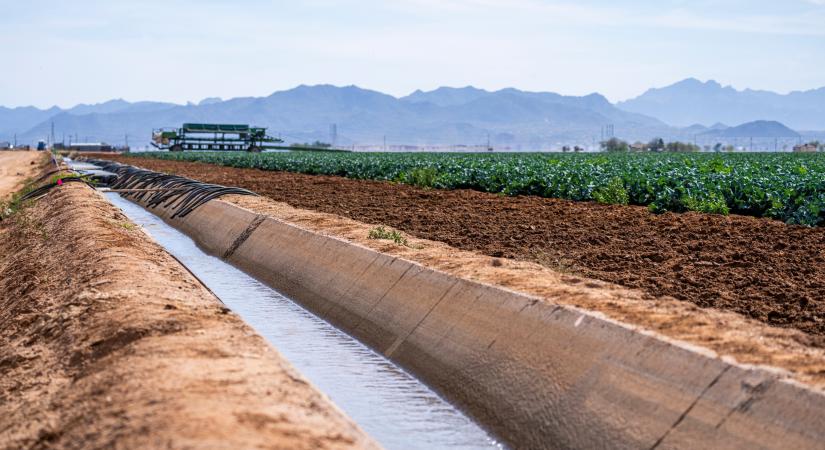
[0,142,11,150]
[793,143,818,153]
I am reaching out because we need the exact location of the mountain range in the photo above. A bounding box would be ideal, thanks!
[618,78,825,130]
[1,79,823,149]
[699,120,799,138]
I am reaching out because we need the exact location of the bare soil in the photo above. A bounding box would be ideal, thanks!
[105,156,825,344]
[0,151,44,200]
[0,179,376,448]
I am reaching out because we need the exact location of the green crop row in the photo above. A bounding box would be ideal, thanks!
[131,151,825,226]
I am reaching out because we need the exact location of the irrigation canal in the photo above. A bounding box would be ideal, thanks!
[105,192,503,450]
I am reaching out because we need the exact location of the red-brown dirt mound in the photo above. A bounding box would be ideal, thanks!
[104,156,825,345]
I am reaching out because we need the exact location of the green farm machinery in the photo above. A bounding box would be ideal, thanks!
[151,123,284,152]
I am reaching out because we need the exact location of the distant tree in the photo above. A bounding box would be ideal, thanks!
[600,137,629,152]
[713,143,723,152]
[724,145,735,152]
[573,146,584,152]
[562,145,571,153]
[648,138,665,152]
[665,141,701,152]
[291,141,332,149]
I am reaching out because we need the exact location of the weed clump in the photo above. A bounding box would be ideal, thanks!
[0,178,38,220]
[368,226,408,246]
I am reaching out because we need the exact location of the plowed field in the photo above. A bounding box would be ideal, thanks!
[104,156,825,344]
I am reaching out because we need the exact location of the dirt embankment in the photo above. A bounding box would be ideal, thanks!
[0,151,46,200]
[0,181,377,449]
[104,156,825,344]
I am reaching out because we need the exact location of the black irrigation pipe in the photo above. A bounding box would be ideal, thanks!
[85,159,258,218]
[18,177,96,202]
[33,168,67,183]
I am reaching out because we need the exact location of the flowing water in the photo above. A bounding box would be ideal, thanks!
[106,193,503,450]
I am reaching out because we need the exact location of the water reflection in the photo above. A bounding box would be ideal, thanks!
[107,193,502,450]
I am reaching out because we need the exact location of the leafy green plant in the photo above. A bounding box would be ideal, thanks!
[593,177,629,205]
[368,226,408,246]
[682,192,730,215]
[397,167,439,188]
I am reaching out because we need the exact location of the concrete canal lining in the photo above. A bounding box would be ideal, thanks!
[131,196,825,449]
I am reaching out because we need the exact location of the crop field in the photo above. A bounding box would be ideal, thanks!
[132,151,825,226]
[105,153,825,341]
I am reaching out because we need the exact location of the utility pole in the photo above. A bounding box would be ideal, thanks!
[125,133,129,149]
[13,133,16,147]
[50,121,55,148]
[383,135,387,152]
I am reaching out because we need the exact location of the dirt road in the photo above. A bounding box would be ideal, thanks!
[103,156,825,344]
[0,181,376,449]
[0,151,45,199]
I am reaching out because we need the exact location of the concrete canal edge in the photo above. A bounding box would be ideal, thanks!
[140,197,825,449]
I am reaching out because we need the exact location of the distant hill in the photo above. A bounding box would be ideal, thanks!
[5,81,822,148]
[2,85,668,147]
[0,99,177,142]
[699,120,799,138]
[0,105,61,138]
[618,78,825,130]
[402,86,489,107]
[198,97,223,106]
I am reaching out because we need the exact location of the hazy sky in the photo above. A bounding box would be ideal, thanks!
[3,0,824,108]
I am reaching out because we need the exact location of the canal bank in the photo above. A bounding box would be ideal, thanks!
[0,180,378,449]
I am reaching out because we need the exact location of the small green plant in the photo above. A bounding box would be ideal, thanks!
[368,226,408,246]
[593,177,629,205]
